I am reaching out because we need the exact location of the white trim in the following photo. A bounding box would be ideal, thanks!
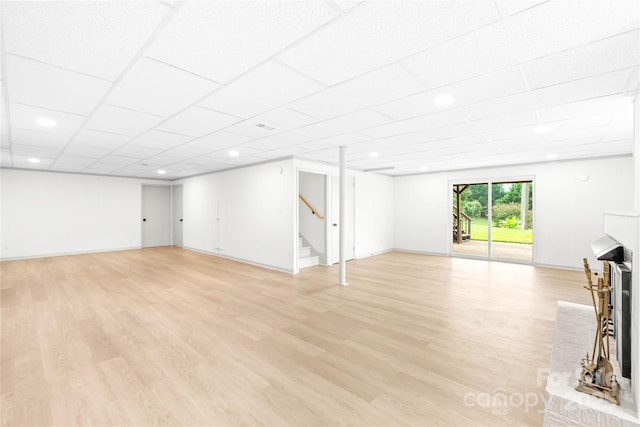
[183,246,295,274]
[0,246,142,262]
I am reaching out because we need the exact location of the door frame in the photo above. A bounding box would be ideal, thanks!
[447,175,536,265]
[141,184,173,248]
[296,168,330,272]
[171,184,183,247]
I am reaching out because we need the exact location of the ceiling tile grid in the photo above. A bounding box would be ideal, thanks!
[0,0,637,178]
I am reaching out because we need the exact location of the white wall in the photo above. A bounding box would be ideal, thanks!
[298,171,326,257]
[0,169,157,259]
[394,156,634,270]
[178,159,296,272]
[295,159,395,260]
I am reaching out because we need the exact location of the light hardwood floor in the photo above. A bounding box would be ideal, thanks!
[1,248,591,426]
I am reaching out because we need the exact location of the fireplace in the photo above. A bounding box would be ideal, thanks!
[610,261,632,378]
[591,234,632,380]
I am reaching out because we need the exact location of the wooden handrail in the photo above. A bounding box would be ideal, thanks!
[299,194,324,219]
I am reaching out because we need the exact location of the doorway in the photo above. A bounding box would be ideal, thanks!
[331,175,355,264]
[451,180,533,263]
[298,171,327,267]
[142,185,171,247]
[172,185,183,247]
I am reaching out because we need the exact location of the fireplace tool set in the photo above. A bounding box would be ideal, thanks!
[576,258,620,405]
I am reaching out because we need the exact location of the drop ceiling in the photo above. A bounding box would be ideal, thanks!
[0,0,638,179]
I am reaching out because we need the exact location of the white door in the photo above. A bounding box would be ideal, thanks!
[331,175,354,264]
[142,185,171,247]
[172,185,183,247]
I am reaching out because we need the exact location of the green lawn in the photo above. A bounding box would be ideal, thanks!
[469,218,532,244]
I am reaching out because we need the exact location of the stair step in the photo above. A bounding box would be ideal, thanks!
[299,246,311,258]
[299,256,319,268]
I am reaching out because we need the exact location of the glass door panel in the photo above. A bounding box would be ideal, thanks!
[490,181,533,262]
[452,183,488,258]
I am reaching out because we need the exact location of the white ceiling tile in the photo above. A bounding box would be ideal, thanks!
[187,132,252,151]
[278,0,500,85]
[128,130,192,150]
[181,155,227,166]
[494,0,547,18]
[106,57,220,117]
[361,110,467,139]
[54,154,96,166]
[11,157,53,168]
[85,104,163,136]
[159,144,212,159]
[307,133,371,147]
[210,146,264,161]
[536,96,632,123]
[243,133,312,151]
[83,165,122,174]
[485,115,611,141]
[1,134,9,150]
[296,110,392,139]
[72,129,131,149]
[258,146,309,159]
[376,67,527,120]
[251,108,317,132]
[111,145,163,159]
[225,108,317,138]
[157,106,240,137]
[402,1,640,90]
[10,103,85,136]
[460,69,633,120]
[7,55,111,115]
[146,1,337,83]
[1,150,13,166]
[289,64,424,119]
[198,61,324,118]
[11,143,61,159]
[61,143,114,158]
[223,155,269,167]
[522,30,640,90]
[2,1,170,80]
[98,155,141,166]
[11,128,70,148]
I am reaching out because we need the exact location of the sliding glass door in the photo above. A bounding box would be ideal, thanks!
[451,180,533,263]
[452,183,488,258]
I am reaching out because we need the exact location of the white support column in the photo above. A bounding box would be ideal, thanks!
[338,146,348,286]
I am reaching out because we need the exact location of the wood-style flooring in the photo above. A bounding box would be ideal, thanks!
[0,248,591,426]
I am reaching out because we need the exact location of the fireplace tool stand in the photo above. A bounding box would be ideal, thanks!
[576,258,620,405]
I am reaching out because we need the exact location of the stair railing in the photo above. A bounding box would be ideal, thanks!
[299,194,324,219]
[452,207,472,241]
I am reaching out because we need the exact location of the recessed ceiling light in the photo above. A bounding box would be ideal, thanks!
[228,150,240,158]
[535,125,551,134]
[158,169,167,175]
[369,151,379,158]
[546,153,558,160]
[28,158,41,164]
[36,117,56,127]
[256,123,276,131]
[420,167,429,172]
[433,94,455,106]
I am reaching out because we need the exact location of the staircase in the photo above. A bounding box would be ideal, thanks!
[452,207,472,243]
[298,235,319,268]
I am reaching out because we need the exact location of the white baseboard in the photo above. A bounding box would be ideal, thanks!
[355,248,395,259]
[183,246,295,274]
[0,246,142,262]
